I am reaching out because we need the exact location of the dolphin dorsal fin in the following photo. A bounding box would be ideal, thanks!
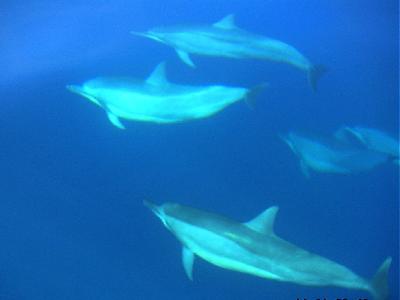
[146,62,169,86]
[213,14,236,30]
[245,206,279,235]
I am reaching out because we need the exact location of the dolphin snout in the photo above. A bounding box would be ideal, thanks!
[66,84,83,95]
[143,200,161,216]
[131,31,164,43]
[278,133,290,147]
[144,200,169,227]
[278,134,296,154]
[130,31,149,38]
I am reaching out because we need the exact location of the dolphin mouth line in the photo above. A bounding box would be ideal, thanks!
[130,31,164,43]
[66,85,100,106]
[144,200,162,218]
[144,200,170,228]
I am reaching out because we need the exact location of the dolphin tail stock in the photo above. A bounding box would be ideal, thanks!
[244,83,269,108]
[369,257,392,300]
[308,64,327,92]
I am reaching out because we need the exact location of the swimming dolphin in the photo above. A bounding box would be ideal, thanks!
[132,14,326,90]
[335,126,399,164]
[280,132,389,177]
[144,201,391,300]
[67,63,263,129]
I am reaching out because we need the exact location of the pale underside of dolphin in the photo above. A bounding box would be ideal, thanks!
[281,131,389,177]
[132,14,326,91]
[144,201,391,300]
[67,62,261,129]
[335,126,399,163]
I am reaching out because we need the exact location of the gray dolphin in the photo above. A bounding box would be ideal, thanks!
[67,62,263,129]
[280,131,389,177]
[335,126,399,164]
[132,14,326,90]
[144,201,391,300]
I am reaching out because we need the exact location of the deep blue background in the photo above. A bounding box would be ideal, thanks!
[0,1,398,299]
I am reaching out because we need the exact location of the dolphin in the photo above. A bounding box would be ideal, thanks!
[144,201,391,300]
[280,131,389,177]
[132,14,326,91]
[67,62,263,129]
[335,126,399,164]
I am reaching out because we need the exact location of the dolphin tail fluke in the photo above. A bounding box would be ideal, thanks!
[244,83,268,108]
[308,64,327,91]
[370,257,392,300]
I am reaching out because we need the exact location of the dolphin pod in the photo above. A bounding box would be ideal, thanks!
[132,14,326,91]
[67,62,264,128]
[66,13,394,299]
[145,201,392,300]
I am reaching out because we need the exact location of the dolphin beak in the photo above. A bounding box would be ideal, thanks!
[279,134,296,153]
[66,84,82,95]
[144,200,161,216]
[278,133,289,146]
[144,200,169,227]
[66,84,100,106]
[131,31,163,43]
[277,133,287,143]
[130,31,149,38]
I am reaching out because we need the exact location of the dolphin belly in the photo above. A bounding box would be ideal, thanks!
[172,219,369,291]
[172,220,283,281]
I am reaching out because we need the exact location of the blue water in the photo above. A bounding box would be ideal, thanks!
[0,1,398,299]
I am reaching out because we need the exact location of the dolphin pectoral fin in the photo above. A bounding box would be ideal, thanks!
[176,49,196,68]
[107,112,125,129]
[182,246,195,280]
[300,160,311,178]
